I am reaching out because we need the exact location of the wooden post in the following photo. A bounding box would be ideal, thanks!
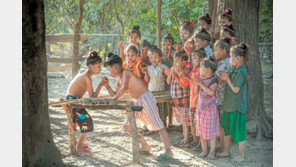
[156,0,162,48]
[62,104,77,154]
[127,104,139,163]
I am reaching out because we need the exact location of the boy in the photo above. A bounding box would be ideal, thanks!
[103,52,173,160]
[65,51,106,153]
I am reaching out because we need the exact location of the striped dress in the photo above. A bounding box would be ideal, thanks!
[124,91,165,131]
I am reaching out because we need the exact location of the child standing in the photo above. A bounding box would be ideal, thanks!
[213,37,233,152]
[220,24,237,46]
[103,53,173,160]
[194,27,213,57]
[142,46,171,126]
[122,45,140,76]
[65,51,106,153]
[180,21,195,45]
[119,25,142,62]
[137,40,152,84]
[162,33,175,68]
[184,48,206,149]
[198,13,212,31]
[195,56,220,159]
[216,43,249,162]
[167,50,191,147]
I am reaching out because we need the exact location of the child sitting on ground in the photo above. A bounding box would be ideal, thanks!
[123,45,140,76]
[184,48,207,150]
[194,27,213,57]
[216,43,249,162]
[213,37,233,153]
[167,50,191,147]
[65,51,106,153]
[142,46,171,126]
[103,53,173,160]
[195,56,220,159]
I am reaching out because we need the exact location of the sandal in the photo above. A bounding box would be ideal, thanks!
[77,148,92,155]
[138,150,151,155]
[156,153,173,161]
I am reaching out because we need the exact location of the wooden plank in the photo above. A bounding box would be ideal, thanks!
[47,64,72,72]
[46,34,88,43]
[47,57,73,64]
[126,106,140,163]
[62,105,77,154]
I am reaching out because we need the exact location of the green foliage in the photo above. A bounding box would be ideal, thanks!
[259,0,273,42]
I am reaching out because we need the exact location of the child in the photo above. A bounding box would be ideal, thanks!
[119,25,141,62]
[162,33,175,68]
[103,53,173,160]
[218,8,233,30]
[195,56,220,159]
[184,48,206,150]
[213,37,233,152]
[122,45,140,76]
[194,27,213,57]
[198,13,212,31]
[216,43,249,162]
[65,51,106,153]
[137,40,152,84]
[180,21,195,45]
[142,46,171,126]
[167,50,191,147]
[220,24,237,45]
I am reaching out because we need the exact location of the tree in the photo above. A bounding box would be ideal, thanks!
[72,0,83,78]
[23,0,64,166]
[209,0,273,140]
[156,0,162,48]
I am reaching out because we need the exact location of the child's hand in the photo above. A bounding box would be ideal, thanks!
[219,70,229,81]
[184,41,194,54]
[118,41,125,50]
[164,67,170,76]
[194,75,202,85]
[141,67,148,74]
[172,70,179,80]
[100,77,109,87]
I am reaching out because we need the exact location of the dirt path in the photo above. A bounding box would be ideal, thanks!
[48,60,273,166]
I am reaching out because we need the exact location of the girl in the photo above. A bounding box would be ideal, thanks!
[213,37,232,152]
[184,48,207,150]
[167,50,191,147]
[198,13,212,31]
[194,27,213,57]
[220,24,237,45]
[162,33,175,68]
[142,46,171,126]
[195,56,220,159]
[212,8,233,44]
[216,43,249,162]
[180,21,195,45]
[122,45,140,76]
[119,25,141,62]
[137,40,152,84]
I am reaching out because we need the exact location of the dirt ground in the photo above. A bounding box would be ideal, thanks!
[48,57,273,167]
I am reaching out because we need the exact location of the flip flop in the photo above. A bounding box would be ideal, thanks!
[156,153,173,161]
[138,150,151,155]
[77,148,92,155]
[83,144,89,148]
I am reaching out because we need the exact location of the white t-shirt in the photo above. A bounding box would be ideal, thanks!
[147,63,167,92]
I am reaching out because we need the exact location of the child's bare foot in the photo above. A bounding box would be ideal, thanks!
[232,154,244,162]
[179,139,189,147]
[140,145,151,152]
[215,146,224,153]
[198,151,208,158]
[206,153,216,160]
[216,150,230,158]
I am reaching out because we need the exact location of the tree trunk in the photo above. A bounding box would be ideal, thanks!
[214,0,273,139]
[22,0,64,166]
[208,0,218,34]
[156,0,162,48]
[72,0,83,78]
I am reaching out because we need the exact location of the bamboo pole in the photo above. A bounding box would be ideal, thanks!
[62,104,77,154]
[127,103,139,163]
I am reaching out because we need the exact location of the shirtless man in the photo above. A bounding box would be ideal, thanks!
[65,51,106,153]
[102,53,173,160]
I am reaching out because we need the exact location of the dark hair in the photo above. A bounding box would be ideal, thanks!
[198,13,212,25]
[220,8,232,22]
[215,37,231,54]
[103,53,122,67]
[163,33,174,44]
[175,41,183,45]
[194,27,211,42]
[129,25,141,37]
[200,56,217,72]
[181,21,194,33]
[148,45,162,57]
[221,24,235,37]
[192,48,206,59]
[86,51,102,66]
[141,40,151,48]
[231,43,250,63]
[126,45,138,53]
[174,50,188,61]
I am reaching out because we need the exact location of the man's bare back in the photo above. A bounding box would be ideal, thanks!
[117,70,148,99]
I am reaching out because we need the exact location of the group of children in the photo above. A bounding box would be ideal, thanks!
[65,8,249,162]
